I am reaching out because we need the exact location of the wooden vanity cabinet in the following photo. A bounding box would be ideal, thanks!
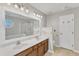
[15,39,48,56]
[37,42,44,56]
[41,39,48,54]
[30,45,38,56]
[15,48,33,56]
[44,40,48,53]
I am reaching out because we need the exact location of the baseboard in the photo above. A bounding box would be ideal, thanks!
[73,49,79,53]
[48,49,54,54]
[53,44,79,54]
[55,45,61,47]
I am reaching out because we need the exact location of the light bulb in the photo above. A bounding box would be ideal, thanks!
[37,14,39,17]
[37,14,41,17]
[33,13,36,16]
[14,4,18,8]
[20,7,24,11]
[25,9,29,13]
[41,16,43,18]
[38,15,40,17]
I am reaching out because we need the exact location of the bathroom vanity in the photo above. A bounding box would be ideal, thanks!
[0,4,49,56]
[15,39,48,56]
[0,36,49,56]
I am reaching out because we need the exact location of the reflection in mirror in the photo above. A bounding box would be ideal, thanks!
[5,11,40,40]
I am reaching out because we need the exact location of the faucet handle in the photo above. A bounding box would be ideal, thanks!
[16,40,21,45]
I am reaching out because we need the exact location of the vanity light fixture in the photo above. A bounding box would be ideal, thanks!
[40,16,43,18]
[25,9,29,13]
[7,3,42,19]
[33,12,42,18]
[20,7,24,11]
[37,14,42,18]
[36,14,42,18]
[33,12,36,16]
[37,14,39,17]
[14,4,19,8]
[38,15,41,17]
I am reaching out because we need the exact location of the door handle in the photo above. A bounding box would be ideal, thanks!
[72,32,74,34]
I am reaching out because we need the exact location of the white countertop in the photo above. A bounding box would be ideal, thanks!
[0,35,48,56]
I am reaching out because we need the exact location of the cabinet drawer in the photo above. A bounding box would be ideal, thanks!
[32,45,38,56]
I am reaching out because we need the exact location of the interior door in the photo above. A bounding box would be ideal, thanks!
[59,14,74,50]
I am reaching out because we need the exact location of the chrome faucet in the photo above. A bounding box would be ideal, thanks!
[35,35,40,40]
[16,40,21,45]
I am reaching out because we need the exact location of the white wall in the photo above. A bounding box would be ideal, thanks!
[0,7,5,43]
[46,7,79,51]
[46,15,59,46]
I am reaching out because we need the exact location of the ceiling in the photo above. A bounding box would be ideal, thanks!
[30,3,79,15]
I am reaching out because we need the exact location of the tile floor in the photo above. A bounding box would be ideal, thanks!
[45,47,79,56]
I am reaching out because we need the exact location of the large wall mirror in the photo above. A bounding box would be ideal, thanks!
[5,11,40,40]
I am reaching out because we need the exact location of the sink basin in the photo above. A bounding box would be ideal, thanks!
[13,38,38,50]
[13,43,28,49]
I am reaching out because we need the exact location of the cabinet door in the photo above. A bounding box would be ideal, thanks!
[31,45,38,56]
[15,39,48,56]
[27,45,38,56]
[38,43,44,56]
[45,40,48,53]
[42,40,46,54]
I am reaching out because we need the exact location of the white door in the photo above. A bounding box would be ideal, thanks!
[59,14,74,50]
